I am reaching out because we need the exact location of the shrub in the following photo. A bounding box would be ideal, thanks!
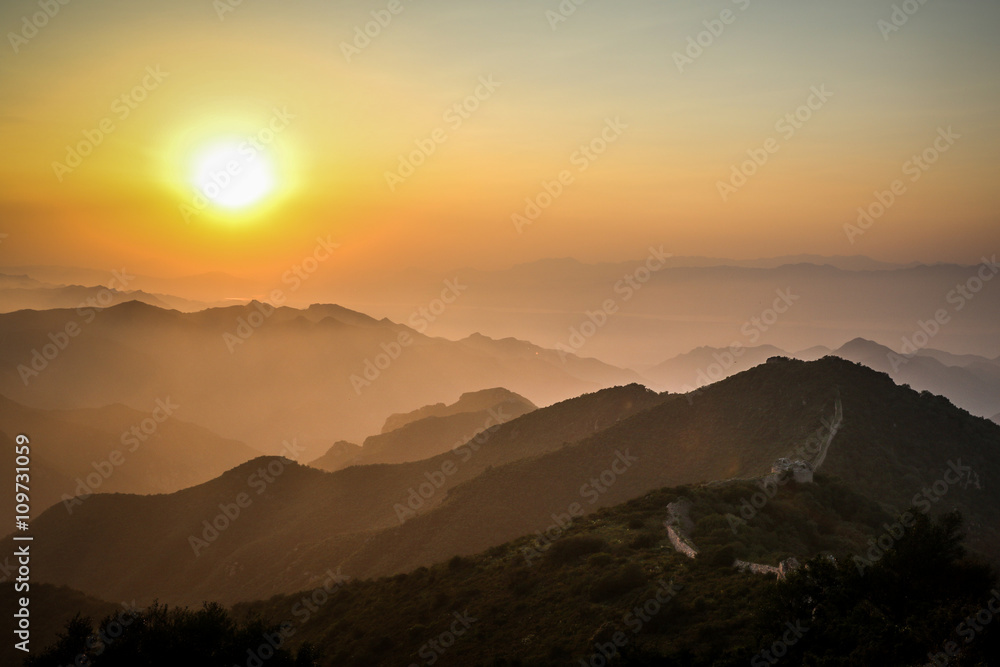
[546,536,608,565]
[590,563,648,602]
[629,532,658,550]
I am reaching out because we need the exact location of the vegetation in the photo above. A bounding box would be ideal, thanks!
[27,474,999,665]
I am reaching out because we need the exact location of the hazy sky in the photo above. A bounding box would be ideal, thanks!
[1,0,997,279]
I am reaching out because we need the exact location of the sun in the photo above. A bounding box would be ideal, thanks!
[191,140,277,211]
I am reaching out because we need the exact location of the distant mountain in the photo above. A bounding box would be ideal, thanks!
[18,384,666,605]
[643,344,784,389]
[0,274,44,289]
[380,387,532,433]
[793,344,833,360]
[0,394,256,522]
[19,359,1000,608]
[0,272,217,313]
[0,265,262,304]
[308,258,1000,368]
[307,440,362,471]
[0,284,205,313]
[310,389,537,472]
[0,301,640,460]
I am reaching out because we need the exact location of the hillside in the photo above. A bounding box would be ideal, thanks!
[21,475,1000,666]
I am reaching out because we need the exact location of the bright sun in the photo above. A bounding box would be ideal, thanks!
[192,141,276,211]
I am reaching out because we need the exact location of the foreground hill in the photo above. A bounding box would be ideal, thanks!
[0,301,639,459]
[20,476,1000,666]
[309,388,536,471]
[0,394,255,522]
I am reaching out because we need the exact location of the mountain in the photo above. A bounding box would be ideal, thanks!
[646,337,1000,421]
[18,358,1000,609]
[312,357,1000,579]
[0,273,214,313]
[825,337,1000,419]
[380,387,533,433]
[310,389,537,472]
[300,259,1000,369]
[307,440,363,471]
[0,394,256,523]
[0,301,640,461]
[16,384,666,605]
[642,344,785,390]
[0,266,262,304]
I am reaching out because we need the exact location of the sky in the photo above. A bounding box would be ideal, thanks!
[0,0,998,280]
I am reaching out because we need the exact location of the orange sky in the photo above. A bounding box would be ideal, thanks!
[1,0,998,279]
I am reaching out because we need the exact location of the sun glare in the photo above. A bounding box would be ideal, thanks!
[191,141,276,211]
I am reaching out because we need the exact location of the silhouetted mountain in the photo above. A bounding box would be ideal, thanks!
[307,440,363,471]
[0,301,639,461]
[648,337,1000,420]
[0,394,255,523]
[380,387,532,433]
[825,337,1000,419]
[311,389,536,472]
[643,344,784,389]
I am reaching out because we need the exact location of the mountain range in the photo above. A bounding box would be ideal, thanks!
[15,357,1000,609]
[0,301,637,461]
